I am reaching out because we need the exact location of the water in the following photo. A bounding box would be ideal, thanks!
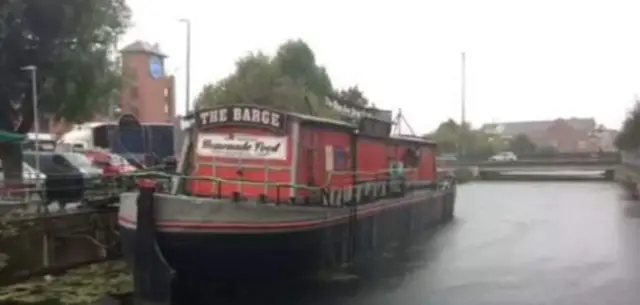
[179,182,640,305]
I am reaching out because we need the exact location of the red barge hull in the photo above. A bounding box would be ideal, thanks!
[119,184,456,282]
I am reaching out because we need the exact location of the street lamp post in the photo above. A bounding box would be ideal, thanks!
[460,52,466,157]
[21,65,48,267]
[21,65,39,175]
[179,18,192,114]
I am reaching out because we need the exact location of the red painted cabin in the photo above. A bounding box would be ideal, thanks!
[188,105,437,201]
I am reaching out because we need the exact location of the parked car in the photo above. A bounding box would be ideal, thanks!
[489,152,518,161]
[23,152,86,207]
[58,152,106,194]
[84,150,137,177]
[83,150,138,191]
[0,161,47,199]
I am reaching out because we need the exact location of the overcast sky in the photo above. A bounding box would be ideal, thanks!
[121,0,640,133]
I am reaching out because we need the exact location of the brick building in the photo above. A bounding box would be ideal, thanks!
[480,118,614,153]
[40,40,176,137]
[119,40,175,123]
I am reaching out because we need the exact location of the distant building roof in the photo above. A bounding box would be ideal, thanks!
[481,118,596,136]
[120,40,167,57]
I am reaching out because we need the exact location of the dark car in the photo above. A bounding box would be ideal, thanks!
[23,152,86,208]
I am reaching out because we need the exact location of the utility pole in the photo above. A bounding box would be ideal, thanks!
[21,66,39,173]
[460,52,467,157]
[179,19,192,114]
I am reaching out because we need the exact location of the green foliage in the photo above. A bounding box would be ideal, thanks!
[615,100,640,151]
[429,119,461,153]
[536,146,558,154]
[0,0,130,185]
[273,39,333,99]
[331,86,369,108]
[0,0,131,129]
[509,133,537,155]
[0,214,19,272]
[0,261,131,304]
[195,39,349,118]
[429,119,498,156]
[453,168,475,183]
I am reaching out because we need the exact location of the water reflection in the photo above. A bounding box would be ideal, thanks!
[177,182,640,305]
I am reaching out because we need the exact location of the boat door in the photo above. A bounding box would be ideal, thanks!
[389,161,405,193]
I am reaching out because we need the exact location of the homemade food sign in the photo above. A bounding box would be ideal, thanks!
[197,133,287,160]
[195,106,288,160]
[196,106,285,131]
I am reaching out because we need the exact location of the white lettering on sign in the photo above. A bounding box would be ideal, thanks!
[197,133,287,160]
[197,106,283,130]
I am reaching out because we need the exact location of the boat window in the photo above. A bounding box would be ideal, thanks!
[403,147,420,168]
[334,148,348,170]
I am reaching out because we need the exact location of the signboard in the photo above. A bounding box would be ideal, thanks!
[197,133,287,160]
[195,106,286,131]
[326,100,393,122]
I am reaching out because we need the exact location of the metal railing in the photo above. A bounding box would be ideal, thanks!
[0,175,121,216]
[122,169,456,208]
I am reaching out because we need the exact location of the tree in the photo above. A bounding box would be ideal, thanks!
[536,146,558,154]
[331,86,369,108]
[427,119,500,157]
[509,134,537,155]
[273,39,333,99]
[0,0,130,187]
[429,119,461,154]
[615,100,640,151]
[195,39,358,120]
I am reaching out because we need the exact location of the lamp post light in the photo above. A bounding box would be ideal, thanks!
[179,18,192,114]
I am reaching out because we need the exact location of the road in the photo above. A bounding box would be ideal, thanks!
[176,181,640,305]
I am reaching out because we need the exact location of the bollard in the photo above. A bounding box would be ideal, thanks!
[134,179,175,305]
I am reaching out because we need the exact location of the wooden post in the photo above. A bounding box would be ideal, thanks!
[134,180,174,305]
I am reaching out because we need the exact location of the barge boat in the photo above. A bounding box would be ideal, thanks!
[118,105,456,301]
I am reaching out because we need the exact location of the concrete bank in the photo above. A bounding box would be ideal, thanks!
[0,208,121,286]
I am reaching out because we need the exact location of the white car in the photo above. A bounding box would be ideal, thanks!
[0,162,47,186]
[489,152,518,161]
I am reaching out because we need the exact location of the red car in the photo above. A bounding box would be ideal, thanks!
[84,151,137,177]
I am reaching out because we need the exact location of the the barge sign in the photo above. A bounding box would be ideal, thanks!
[196,106,285,131]
[197,133,287,160]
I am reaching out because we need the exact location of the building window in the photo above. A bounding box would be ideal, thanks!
[130,86,139,99]
[578,140,587,150]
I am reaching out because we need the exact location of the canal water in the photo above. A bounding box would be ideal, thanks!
[179,182,640,305]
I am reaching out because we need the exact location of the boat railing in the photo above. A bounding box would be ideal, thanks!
[123,169,455,208]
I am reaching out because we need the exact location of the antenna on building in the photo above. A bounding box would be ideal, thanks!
[391,108,416,136]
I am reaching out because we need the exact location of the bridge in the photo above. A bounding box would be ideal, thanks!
[463,159,619,172]
[437,152,621,180]
[440,152,620,170]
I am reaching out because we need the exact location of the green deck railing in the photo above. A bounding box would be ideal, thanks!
[121,167,446,207]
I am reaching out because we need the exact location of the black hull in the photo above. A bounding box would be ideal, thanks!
[120,190,456,282]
